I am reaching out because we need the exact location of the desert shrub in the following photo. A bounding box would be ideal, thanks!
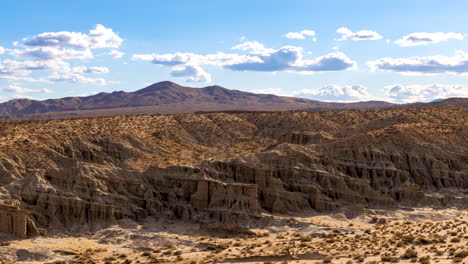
[401,235,416,244]
[381,254,399,262]
[401,249,418,259]
[419,255,430,264]
[415,236,432,245]
[454,251,468,259]
[353,255,365,262]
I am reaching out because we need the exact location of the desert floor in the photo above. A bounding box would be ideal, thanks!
[0,208,467,264]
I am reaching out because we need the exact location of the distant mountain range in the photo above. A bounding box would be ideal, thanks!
[0,81,466,120]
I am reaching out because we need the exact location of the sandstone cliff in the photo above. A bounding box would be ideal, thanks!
[0,107,466,237]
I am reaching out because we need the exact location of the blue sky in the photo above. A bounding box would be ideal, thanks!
[1,0,468,103]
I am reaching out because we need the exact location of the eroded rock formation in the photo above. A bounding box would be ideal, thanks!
[0,107,466,236]
[0,203,38,238]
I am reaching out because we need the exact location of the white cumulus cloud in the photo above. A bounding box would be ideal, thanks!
[11,94,34,100]
[368,51,468,75]
[293,85,371,102]
[385,84,468,103]
[250,88,287,96]
[11,47,93,60]
[232,41,270,53]
[226,46,356,72]
[72,66,109,74]
[0,59,70,77]
[0,25,119,85]
[108,49,124,59]
[170,64,211,83]
[395,32,464,47]
[337,27,383,41]
[132,41,357,82]
[1,84,54,94]
[22,24,122,49]
[46,73,107,86]
[284,30,316,40]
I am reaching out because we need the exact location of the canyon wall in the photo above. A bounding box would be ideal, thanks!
[0,107,466,236]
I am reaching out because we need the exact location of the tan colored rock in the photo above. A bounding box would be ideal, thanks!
[0,203,38,238]
[0,107,466,233]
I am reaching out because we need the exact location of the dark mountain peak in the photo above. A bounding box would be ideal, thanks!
[201,85,232,95]
[203,85,226,90]
[429,97,468,106]
[135,81,185,94]
[0,81,466,120]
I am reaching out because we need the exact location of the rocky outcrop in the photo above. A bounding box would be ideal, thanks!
[144,166,263,225]
[0,107,466,235]
[278,131,334,145]
[0,203,39,238]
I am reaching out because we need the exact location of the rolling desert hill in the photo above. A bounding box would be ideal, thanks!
[3,81,466,120]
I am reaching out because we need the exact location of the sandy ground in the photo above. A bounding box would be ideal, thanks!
[0,208,467,264]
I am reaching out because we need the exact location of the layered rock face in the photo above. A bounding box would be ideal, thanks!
[0,107,467,236]
[0,203,38,238]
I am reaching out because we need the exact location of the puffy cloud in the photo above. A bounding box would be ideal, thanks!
[11,94,34,100]
[133,43,356,73]
[0,76,46,82]
[203,53,263,66]
[368,51,468,75]
[133,52,258,66]
[46,73,106,85]
[385,84,468,103]
[132,50,260,83]
[250,88,286,96]
[108,49,124,59]
[231,42,356,72]
[41,88,55,93]
[0,59,70,77]
[22,24,122,49]
[1,84,53,94]
[226,46,303,71]
[298,52,356,72]
[87,24,123,49]
[232,41,270,53]
[284,30,316,40]
[293,85,370,102]
[226,47,355,72]
[0,58,104,74]
[170,64,211,83]
[0,25,118,85]
[395,32,464,47]
[2,85,39,93]
[0,59,110,86]
[337,27,383,41]
[133,53,196,66]
[11,47,93,60]
[0,46,4,54]
[133,41,356,82]
[23,31,89,49]
[72,66,109,74]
